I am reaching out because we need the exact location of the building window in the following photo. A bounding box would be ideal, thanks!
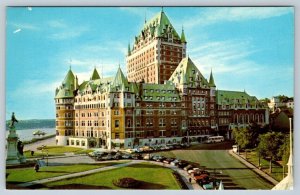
[115,133,120,139]
[115,120,120,128]
[127,119,131,127]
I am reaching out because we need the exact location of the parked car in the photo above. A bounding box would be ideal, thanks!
[163,158,175,164]
[170,159,180,166]
[184,164,194,171]
[113,153,122,160]
[177,161,189,169]
[143,153,152,160]
[122,153,132,159]
[172,144,182,149]
[156,156,166,162]
[152,155,161,161]
[132,153,143,160]
[102,154,112,160]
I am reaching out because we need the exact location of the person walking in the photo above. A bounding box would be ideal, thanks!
[34,163,40,172]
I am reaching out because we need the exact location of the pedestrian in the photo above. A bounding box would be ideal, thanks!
[34,163,40,172]
[31,150,34,156]
[189,177,192,183]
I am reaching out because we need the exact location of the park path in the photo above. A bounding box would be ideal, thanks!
[18,160,139,188]
[24,137,56,151]
[17,159,200,190]
[228,150,279,185]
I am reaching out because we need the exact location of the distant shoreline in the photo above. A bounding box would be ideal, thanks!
[22,134,56,145]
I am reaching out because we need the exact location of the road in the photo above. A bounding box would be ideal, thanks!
[156,142,274,190]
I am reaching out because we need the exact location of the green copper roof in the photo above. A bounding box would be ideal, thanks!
[138,11,180,41]
[128,43,131,56]
[141,81,180,102]
[208,70,216,87]
[91,68,100,80]
[169,57,209,87]
[216,90,264,109]
[181,28,187,43]
[112,67,128,86]
[55,69,76,99]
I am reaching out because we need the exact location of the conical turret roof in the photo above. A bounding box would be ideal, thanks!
[111,66,129,91]
[209,69,216,87]
[181,27,187,43]
[91,68,100,80]
[55,68,75,99]
[169,57,209,87]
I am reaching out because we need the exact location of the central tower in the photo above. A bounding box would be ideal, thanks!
[126,10,187,84]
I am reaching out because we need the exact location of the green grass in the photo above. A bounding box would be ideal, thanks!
[45,162,181,190]
[37,146,84,154]
[6,162,125,183]
[155,150,274,189]
[240,151,286,182]
[23,150,63,158]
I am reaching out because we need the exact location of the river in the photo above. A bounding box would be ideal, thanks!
[6,128,55,141]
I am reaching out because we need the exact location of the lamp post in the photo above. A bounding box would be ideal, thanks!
[46,149,49,166]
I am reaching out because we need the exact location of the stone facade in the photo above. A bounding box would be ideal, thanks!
[54,10,268,149]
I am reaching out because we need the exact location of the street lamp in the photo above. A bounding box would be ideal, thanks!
[46,149,49,166]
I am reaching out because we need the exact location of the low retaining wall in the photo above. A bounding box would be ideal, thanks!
[228,150,278,185]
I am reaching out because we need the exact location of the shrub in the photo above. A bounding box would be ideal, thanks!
[113,177,140,188]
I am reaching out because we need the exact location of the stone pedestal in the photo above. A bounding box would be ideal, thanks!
[6,127,26,165]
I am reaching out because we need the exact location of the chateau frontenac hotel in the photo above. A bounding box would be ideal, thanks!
[55,10,269,149]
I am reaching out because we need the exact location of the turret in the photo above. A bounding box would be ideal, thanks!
[91,67,100,80]
[181,26,187,44]
[128,43,131,56]
[209,69,216,88]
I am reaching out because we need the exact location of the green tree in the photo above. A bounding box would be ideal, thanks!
[232,123,269,150]
[278,134,290,164]
[257,132,284,173]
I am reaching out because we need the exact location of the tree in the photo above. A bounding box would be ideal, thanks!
[257,132,284,173]
[232,123,269,150]
[278,134,290,164]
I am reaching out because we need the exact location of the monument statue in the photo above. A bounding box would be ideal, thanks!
[17,140,24,156]
[9,112,18,129]
[6,112,26,164]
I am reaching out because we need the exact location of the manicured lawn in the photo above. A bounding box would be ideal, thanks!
[24,146,94,158]
[37,146,85,154]
[6,162,125,183]
[45,162,181,190]
[23,150,63,159]
[240,151,286,182]
[155,149,274,189]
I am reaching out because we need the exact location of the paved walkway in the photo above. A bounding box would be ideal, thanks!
[17,159,201,189]
[229,150,279,185]
[18,160,139,187]
[145,160,202,190]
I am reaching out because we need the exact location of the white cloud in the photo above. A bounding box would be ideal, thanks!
[10,79,61,98]
[48,20,67,28]
[184,7,293,29]
[9,22,39,31]
[13,29,21,34]
[49,26,89,40]
[189,39,261,76]
[119,7,156,19]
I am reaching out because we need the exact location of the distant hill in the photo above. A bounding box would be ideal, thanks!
[6,119,55,130]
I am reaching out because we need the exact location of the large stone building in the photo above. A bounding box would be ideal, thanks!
[54,10,268,149]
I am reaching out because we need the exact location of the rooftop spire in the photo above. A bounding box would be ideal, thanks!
[209,69,216,87]
[91,67,100,80]
[128,42,131,56]
[181,25,187,43]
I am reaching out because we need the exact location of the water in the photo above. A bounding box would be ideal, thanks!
[6,128,55,141]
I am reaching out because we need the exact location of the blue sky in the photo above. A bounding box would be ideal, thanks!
[6,7,294,120]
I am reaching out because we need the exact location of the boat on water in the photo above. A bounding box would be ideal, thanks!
[33,130,46,136]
